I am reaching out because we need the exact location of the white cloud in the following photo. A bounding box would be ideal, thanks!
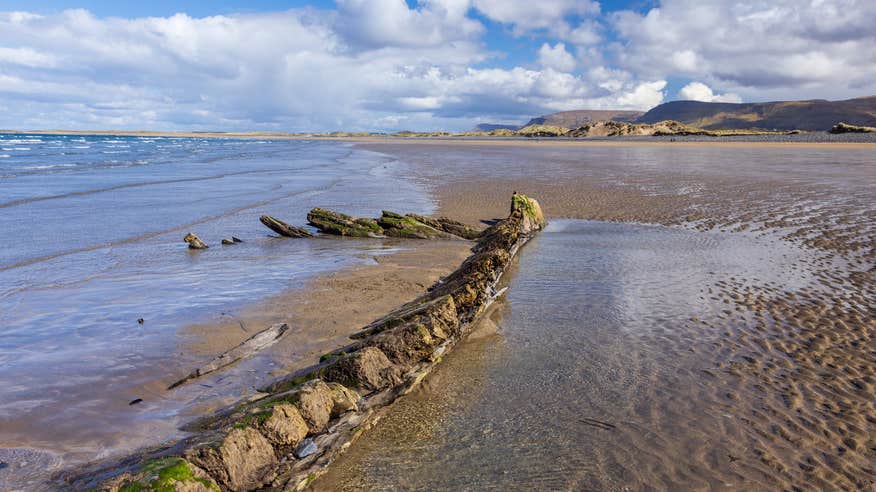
[678,82,742,103]
[615,80,667,110]
[336,0,483,48]
[538,43,576,72]
[0,1,874,131]
[0,47,57,68]
[0,5,677,131]
[610,0,876,101]
[473,0,599,37]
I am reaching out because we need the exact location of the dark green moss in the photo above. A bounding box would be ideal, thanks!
[320,350,346,363]
[234,411,272,429]
[120,458,219,492]
[511,193,538,220]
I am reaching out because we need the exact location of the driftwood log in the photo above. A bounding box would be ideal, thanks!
[167,323,291,390]
[306,208,385,238]
[260,216,313,238]
[261,209,480,241]
[307,208,481,240]
[70,193,545,492]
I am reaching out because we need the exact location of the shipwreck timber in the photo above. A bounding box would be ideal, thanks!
[71,193,545,492]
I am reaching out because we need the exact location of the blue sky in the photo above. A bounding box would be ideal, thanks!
[0,0,874,131]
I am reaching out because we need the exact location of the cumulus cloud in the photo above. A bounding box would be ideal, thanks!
[610,0,876,101]
[0,0,873,131]
[336,0,483,48]
[0,4,673,131]
[615,80,667,110]
[678,82,742,103]
[538,43,576,72]
[473,0,599,32]
[473,0,601,43]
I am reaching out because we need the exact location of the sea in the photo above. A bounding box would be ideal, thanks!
[0,133,433,489]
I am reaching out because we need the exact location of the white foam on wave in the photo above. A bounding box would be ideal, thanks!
[0,138,42,144]
[19,163,76,170]
[0,154,9,158]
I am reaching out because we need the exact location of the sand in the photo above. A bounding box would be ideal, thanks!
[66,139,873,490]
[320,140,873,490]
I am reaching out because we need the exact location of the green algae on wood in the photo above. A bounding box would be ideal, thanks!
[306,208,385,237]
[511,191,547,232]
[118,458,219,492]
[306,208,481,240]
[405,213,482,240]
[377,211,460,239]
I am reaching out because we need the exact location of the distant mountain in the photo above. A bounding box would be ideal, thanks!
[636,96,876,131]
[470,123,521,132]
[524,110,643,128]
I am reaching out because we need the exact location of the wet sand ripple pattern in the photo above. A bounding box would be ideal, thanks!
[332,142,876,490]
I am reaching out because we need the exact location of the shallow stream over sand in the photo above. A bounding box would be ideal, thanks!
[320,219,873,490]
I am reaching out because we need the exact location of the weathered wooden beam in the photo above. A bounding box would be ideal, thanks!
[168,323,291,390]
[260,215,314,238]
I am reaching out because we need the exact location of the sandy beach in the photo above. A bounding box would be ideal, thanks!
[2,138,873,490]
[310,140,875,490]
[3,2,876,489]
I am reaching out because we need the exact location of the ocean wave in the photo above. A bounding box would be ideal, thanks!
[19,163,76,170]
[0,138,42,144]
[0,154,10,158]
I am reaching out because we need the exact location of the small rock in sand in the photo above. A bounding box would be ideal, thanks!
[183,233,208,249]
[129,398,143,406]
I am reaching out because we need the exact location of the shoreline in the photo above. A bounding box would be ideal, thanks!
[3,129,876,147]
[66,195,546,490]
[178,239,472,379]
[6,139,872,490]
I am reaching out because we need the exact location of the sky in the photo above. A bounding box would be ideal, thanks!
[0,0,874,132]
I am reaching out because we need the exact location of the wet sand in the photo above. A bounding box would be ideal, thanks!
[313,141,875,490]
[181,240,472,370]
[6,140,872,490]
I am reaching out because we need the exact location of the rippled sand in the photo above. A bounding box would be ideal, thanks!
[318,142,875,490]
